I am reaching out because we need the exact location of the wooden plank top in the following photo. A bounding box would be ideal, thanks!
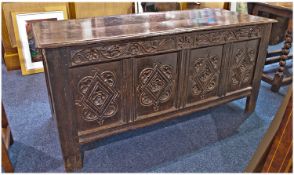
[32,8,276,48]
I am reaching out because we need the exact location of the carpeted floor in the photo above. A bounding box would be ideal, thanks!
[2,45,291,172]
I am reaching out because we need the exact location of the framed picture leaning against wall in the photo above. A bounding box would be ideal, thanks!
[12,9,67,75]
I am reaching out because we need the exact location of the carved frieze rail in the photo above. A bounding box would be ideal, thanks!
[70,38,175,66]
[70,25,264,66]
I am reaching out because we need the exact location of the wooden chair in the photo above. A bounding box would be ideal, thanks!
[2,104,14,172]
[248,2,293,92]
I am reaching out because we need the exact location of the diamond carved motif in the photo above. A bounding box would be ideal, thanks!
[230,47,256,89]
[191,54,220,99]
[75,69,119,126]
[138,63,174,111]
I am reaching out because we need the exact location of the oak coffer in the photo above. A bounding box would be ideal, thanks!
[32,8,275,171]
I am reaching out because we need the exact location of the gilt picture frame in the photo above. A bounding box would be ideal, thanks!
[12,10,67,75]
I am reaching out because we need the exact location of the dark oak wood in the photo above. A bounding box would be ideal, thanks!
[32,8,274,172]
[248,2,293,92]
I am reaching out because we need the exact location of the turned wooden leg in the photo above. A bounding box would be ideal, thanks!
[271,20,292,92]
[245,94,257,114]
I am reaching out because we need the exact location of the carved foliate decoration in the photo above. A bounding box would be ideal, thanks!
[190,54,220,99]
[75,69,119,126]
[177,35,193,49]
[71,38,174,65]
[70,26,263,66]
[235,27,262,39]
[195,26,262,46]
[195,31,224,45]
[137,63,174,111]
[230,47,256,89]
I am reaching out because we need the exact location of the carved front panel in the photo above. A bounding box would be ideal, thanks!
[135,52,178,119]
[227,39,259,92]
[186,46,223,105]
[70,61,123,132]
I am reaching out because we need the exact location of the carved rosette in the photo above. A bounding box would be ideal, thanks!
[230,47,256,89]
[75,69,119,126]
[138,63,174,111]
[190,54,220,99]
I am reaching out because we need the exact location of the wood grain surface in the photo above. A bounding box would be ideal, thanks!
[32,8,275,48]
